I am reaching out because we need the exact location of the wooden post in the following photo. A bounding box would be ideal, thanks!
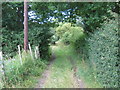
[28,44,33,59]
[18,45,22,65]
[34,47,37,59]
[0,51,3,86]
[34,46,40,59]
[0,51,6,87]
[24,0,28,51]
[36,46,40,58]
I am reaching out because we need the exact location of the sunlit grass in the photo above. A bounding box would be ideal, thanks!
[46,42,102,88]
[44,44,78,88]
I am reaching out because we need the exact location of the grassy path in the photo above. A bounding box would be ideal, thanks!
[36,42,102,88]
[41,43,85,88]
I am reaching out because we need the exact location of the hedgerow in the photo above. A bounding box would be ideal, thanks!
[75,13,119,88]
[88,17,119,88]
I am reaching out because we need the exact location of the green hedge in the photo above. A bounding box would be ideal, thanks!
[88,18,119,88]
[74,16,119,87]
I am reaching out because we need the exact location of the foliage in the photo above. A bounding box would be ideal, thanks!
[28,27,53,59]
[2,28,23,57]
[2,2,24,31]
[31,2,119,32]
[2,27,53,59]
[2,3,53,59]
[87,17,119,88]
[4,51,47,87]
[74,13,119,88]
[51,34,59,45]
[2,2,119,88]
[56,22,84,44]
[2,2,119,58]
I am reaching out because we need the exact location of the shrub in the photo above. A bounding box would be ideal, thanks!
[55,22,84,44]
[28,27,53,59]
[2,27,53,60]
[1,28,23,58]
[73,33,87,53]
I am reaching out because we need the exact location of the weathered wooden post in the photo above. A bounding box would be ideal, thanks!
[34,46,40,59]
[28,44,34,59]
[0,51,3,88]
[34,47,37,59]
[36,46,40,58]
[18,45,22,65]
[0,51,6,88]
[24,0,28,51]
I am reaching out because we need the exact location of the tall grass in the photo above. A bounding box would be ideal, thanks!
[2,51,47,88]
[67,45,102,88]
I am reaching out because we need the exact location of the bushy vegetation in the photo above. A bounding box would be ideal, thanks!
[28,27,53,59]
[2,2,119,88]
[2,28,23,57]
[2,27,53,59]
[56,12,119,88]
[74,13,119,88]
[56,22,84,44]
[3,51,47,87]
[87,18,119,88]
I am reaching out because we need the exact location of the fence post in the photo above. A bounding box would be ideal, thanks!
[0,51,6,88]
[36,46,40,58]
[34,47,37,59]
[28,44,34,59]
[34,46,40,59]
[0,51,3,88]
[18,45,22,65]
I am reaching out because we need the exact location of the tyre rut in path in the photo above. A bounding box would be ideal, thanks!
[68,56,86,88]
[35,45,85,88]
[35,53,56,88]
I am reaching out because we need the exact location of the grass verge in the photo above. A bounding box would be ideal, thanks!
[67,45,103,88]
[2,51,48,88]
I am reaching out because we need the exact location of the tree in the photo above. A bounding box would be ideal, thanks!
[31,2,119,32]
[24,0,28,51]
[2,2,24,31]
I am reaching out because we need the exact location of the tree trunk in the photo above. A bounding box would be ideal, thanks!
[24,0,28,51]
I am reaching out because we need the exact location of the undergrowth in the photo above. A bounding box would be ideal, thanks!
[2,51,48,88]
